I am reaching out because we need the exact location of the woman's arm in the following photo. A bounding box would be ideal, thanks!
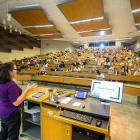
[13,84,37,106]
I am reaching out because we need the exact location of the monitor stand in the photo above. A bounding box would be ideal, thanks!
[100,99,110,105]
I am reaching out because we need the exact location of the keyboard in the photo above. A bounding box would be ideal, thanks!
[60,110,93,124]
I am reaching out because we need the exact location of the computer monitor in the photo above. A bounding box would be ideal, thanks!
[90,80,123,103]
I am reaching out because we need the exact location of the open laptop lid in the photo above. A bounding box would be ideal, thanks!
[96,76,103,81]
[75,90,87,99]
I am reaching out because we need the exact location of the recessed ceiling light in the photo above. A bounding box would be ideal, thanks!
[70,17,103,24]
[15,4,40,8]
[23,24,53,28]
[132,8,140,13]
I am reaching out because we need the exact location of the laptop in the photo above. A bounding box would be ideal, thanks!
[134,66,140,71]
[121,72,126,75]
[96,76,103,81]
[75,90,87,99]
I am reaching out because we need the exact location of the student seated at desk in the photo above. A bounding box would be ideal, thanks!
[73,65,81,72]
[59,62,65,68]
[67,66,73,72]
[54,66,59,71]
[121,66,131,75]
[104,59,110,69]
[96,70,104,80]
[91,66,97,74]
[39,64,46,75]
[108,66,114,74]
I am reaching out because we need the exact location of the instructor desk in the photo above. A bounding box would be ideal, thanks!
[41,94,111,140]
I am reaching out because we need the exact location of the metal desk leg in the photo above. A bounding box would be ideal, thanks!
[137,96,140,105]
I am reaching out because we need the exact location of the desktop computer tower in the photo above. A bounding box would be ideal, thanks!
[72,126,105,140]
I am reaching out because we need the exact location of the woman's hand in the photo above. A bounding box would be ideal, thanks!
[26,83,37,92]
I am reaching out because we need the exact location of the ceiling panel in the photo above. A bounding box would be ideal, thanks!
[0,0,139,42]
[26,27,59,34]
[131,0,140,9]
[133,13,140,23]
[35,34,63,39]
[79,29,112,37]
[58,0,103,21]
[71,19,109,31]
[10,9,50,26]
[136,25,140,31]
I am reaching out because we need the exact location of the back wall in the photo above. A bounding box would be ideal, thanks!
[41,40,74,54]
[0,47,40,63]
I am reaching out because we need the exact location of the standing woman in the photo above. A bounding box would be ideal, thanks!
[0,62,36,140]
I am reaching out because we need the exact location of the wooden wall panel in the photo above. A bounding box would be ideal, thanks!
[18,43,33,49]
[0,46,11,53]
[0,27,40,52]
[0,39,3,43]
[3,44,23,51]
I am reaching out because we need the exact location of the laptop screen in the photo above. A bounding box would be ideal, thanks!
[75,90,87,99]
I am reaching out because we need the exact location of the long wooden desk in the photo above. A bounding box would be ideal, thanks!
[17,75,31,85]
[34,75,140,105]
[109,75,140,82]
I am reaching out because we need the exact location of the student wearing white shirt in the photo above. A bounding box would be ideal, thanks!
[74,65,81,72]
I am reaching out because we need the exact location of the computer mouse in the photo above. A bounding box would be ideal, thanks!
[82,105,85,108]
[96,120,102,127]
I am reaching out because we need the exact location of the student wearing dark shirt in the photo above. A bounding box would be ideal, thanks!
[0,62,36,140]
[59,62,65,68]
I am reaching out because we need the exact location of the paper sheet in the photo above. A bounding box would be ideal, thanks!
[72,102,81,107]
[60,97,72,104]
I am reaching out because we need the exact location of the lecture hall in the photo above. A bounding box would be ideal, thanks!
[0,0,140,140]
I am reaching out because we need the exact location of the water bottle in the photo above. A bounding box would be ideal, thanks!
[24,101,28,111]
[48,89,54,101]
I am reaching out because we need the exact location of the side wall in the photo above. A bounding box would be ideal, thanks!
[0,47,40,63]
[41,40,74,54]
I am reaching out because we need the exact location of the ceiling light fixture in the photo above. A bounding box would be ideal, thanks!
[125,38,132,39]
[4,25,7,30]
[70,16,103,24]
[132,8,140,13]
[10,29,12,33]
[23,24,53,28]
[7,13,11,21]
[100,31,105,36]
[15,4,40,8]
[135,23,140,26]
[32,33,60,36]
[77,28,111,34]
[15,28,17,32]
[9,24,12,28]
[3,19,6,24]
[53,38,65,40]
